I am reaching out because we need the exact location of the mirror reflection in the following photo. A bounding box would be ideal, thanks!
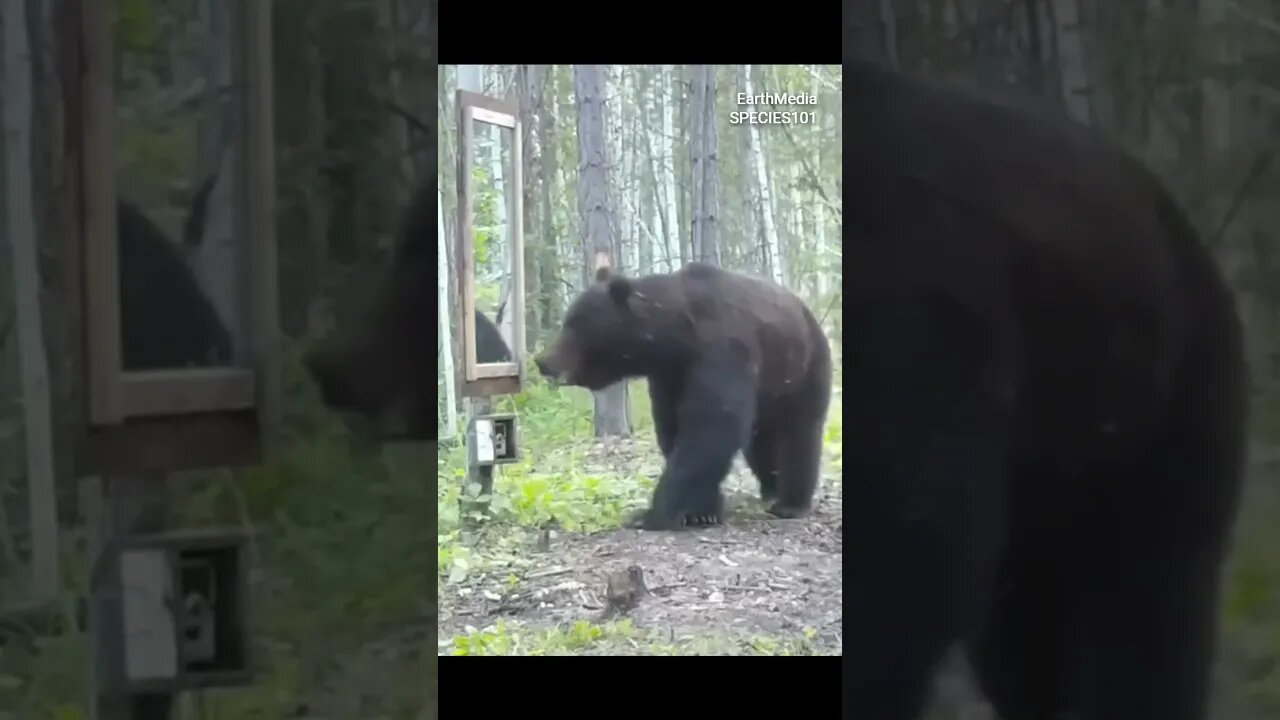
[469,115,516,367]
[114,3,243,372]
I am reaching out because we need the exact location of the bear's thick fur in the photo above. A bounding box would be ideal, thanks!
[843,60,1247,720]
[118,198,232,371]
[306,173,440,439]
[535,263,833,530]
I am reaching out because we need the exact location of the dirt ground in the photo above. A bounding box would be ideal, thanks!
[439,450,844,655]
[440,438,1278,717]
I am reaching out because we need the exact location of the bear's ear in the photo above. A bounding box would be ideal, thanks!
[595,266,613,284]
[607,276,632,307]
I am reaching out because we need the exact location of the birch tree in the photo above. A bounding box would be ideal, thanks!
[737,66,760,275]
[437,194,457,440]
[660,66,680,270]
[745,65,783,283]
[688,65,720,265]
[1052,0,1093,124]
[518,65,543,348]
[811,65,828,298]
[536,65,563,335]
[2,0,59,607]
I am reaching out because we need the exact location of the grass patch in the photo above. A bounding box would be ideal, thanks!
[442,618,825,656]
[437,376,661,584]
[1,340,431,718]
[437,366,845,657]
[1223,470,1280,711]
[437,372,844,588]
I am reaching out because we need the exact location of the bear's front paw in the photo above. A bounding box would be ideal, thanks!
[682,512,722,528]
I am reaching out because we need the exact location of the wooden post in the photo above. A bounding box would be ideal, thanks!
[462,400,495,515]
[456,70,499,514]
[84,474,174,720]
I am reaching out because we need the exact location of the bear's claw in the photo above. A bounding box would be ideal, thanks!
[626,508,722,531]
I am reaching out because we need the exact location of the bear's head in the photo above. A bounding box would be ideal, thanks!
[536,266,680,391]
[305,178,437,440]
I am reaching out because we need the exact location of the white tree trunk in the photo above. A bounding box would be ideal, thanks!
[380,0,416,192]
[623,69,640,274]
[812,67,828,299]
[3,0,59,603]
[689,65,706,262]
[606,67,633,275]
[660,65,679,270]
[640,69,662,273]
[190,147,241,358]
[788,157,802,287]
[437,190,458,440]
[687,65,720,265]
[698,66,720,265]
[1200,0,1231,158]
[745,66,783,284]
[1051,0,1092,124]
[737,66,759,276]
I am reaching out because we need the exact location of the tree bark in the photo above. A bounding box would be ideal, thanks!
[573,64,630,437]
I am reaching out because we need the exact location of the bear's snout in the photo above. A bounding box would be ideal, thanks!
[534,335,578,384]
[533,353,552,377]
[534,351,564,383]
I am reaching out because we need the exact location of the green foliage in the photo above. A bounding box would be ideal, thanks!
[0,599,87,720]
[437,366,844,656]
[471,165,496,270]
[437,375,658,587]
[444,617,824,656]
[115,0,157,53]
[187,342,429,642]
[449,618,638,656]
[0,340,430,716]
[1223,472,1280,709]
[1251,389,1280,442]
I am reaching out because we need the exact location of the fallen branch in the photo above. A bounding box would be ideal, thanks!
[523,566,573,580]
[1207,149,1276,249]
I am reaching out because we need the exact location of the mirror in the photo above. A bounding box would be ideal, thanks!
[468,111,516,370]
[114,2,246,373]
[456,90,524,393]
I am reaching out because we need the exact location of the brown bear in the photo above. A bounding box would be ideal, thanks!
[118,195,231,371]
[843,58,1247,720]
[534,263,833,530]
[305,172,511,439]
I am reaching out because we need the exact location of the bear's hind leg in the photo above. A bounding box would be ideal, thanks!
[1071,524,1228,720]
[767,415,825,518]
[966,536,1073,719]
[1072,302,1245,720]
[743,424,780,504]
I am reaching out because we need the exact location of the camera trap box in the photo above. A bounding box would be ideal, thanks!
[467,413,519,466]
[97,528,255,693]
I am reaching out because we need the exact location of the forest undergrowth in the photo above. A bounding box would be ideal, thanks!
[0,341,431,720]
[1215,390,1280,718]
[437,368,846,657]
[2,353,1278,709]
